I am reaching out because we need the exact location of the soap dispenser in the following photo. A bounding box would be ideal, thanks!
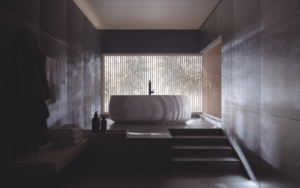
[92,111,100,132]
[101,115,107,133]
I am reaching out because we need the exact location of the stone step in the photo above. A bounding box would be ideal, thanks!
[173,145,233,149]
[172,136,230,146]
[173,156,240,162]
[169,129,224,136]
[172,145,237,157]
[172,156,243,173]
[172,135,227,139]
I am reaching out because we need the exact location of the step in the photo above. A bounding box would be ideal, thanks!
[173,156,240,162]
[172,145,237,157]
[172,136,230,146]
[172,158,243,173]
[172,135,227,139]
[173,145,233,149]
[169,129,224,136]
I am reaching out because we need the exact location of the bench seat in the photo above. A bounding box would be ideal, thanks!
[9,138,89,175]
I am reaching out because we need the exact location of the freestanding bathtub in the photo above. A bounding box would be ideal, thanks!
[109,95,191,124]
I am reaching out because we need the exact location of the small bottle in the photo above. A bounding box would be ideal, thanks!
[92,111,100,132]
[101,115,107,133]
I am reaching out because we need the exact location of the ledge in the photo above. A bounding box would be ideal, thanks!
[83,130,128,138]
[200,113,221,128]
[9,138,89,175]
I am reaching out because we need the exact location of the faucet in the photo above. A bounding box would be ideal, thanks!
[149,80,154,95]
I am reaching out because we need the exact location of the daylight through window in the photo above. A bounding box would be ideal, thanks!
[102,54,202,113]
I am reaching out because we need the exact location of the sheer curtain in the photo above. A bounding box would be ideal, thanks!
[102,54,202,113]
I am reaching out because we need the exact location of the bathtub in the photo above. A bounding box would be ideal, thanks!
[109,95,191,124]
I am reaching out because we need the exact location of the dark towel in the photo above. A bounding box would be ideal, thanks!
[16,27,51,142]
[17,27,50,101]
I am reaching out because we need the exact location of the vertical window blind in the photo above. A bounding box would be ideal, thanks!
[102,54,202,113]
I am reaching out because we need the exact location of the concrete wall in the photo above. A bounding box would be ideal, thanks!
[0,0,101,181]
[198,0,300,187]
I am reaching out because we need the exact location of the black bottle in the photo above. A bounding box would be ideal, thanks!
[101,115,107,133]
[92,111,100,132]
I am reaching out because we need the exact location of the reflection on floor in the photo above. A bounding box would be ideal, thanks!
[83,118,219,138]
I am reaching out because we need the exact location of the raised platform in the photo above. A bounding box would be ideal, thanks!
[9,138,89,175]
[80,118,221,172]
[83,118,219,139]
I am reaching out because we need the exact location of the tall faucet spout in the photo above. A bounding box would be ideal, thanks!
[149,80,154,95]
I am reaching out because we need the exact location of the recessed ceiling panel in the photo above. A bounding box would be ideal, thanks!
[74,0,220,30]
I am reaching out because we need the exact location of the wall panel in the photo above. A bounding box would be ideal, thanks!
[202,43,222,118]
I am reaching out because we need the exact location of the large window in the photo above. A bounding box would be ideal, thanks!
[102,54,202,113]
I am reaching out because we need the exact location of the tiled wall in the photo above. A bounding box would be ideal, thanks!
[0,0,101,175]
[202,43,222,118]
[199,0,300,187]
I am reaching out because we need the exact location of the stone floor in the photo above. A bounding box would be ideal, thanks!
[42,171,259,188]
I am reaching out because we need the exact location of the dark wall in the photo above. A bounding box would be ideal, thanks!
[101,30,199,53]
[0,0,101,181]
[198,0,300,187]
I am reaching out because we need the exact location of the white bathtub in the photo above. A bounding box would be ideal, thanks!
[109,95,191,124]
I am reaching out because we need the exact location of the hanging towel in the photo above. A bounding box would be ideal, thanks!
[17,28,51,101]
[16,27,51,142]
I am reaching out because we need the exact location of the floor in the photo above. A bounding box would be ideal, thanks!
[10,118,259,188]
[42,171,259,188]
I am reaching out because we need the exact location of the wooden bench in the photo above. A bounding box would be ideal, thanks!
[9,138,89,175]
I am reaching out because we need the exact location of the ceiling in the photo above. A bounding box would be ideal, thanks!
[73,0,220,30]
